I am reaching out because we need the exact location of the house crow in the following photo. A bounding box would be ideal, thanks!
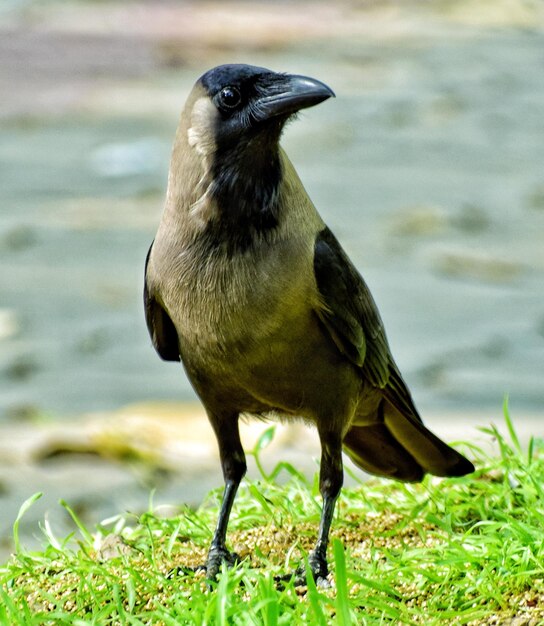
[144,63,474,584]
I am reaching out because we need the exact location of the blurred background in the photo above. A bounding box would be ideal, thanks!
[1,0,543,557]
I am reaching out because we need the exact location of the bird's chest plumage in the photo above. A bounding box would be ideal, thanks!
[154,235,315,368]
[148,142,331,411]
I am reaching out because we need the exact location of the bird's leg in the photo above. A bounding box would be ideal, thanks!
[308,428,344,584]
[205,481,240,578]
[205,413,246,580]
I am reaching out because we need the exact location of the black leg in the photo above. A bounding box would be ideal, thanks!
[205,413,247,580]
[308,428,344,584]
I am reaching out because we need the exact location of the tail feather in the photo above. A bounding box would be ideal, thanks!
[383,401,474,477]
[344,399,474,482]
[343,423,424,482]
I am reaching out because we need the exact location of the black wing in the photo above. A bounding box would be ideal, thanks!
[144,243,181,362]
[313,227,420,418]
[315,228,474,478]
[314,227,389,381]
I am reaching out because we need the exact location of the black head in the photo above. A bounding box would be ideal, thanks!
[184,64,334,253]
[197,63,334,146]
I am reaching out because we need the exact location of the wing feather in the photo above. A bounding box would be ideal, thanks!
[144,243,181,362]
[314,227,390,388]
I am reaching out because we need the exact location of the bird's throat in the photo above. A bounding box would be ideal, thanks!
[204,141,283,254]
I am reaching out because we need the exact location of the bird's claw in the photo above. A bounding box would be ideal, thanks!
[274,549,330,588]
[165,547,240,587]
[205,545,240,581]
[308,548,329,580]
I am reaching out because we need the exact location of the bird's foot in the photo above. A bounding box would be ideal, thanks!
[275,549,331,589]
[308,548,330,586]
[165,546,240,583]
[205,545,240,581]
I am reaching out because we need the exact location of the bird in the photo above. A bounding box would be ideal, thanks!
[144,63,474,584]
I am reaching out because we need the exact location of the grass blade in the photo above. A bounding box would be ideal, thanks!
[503,395,522,454]
[333,539,352,626]
[60,499,94,545]
[13,492,43,553]
[305,561,328,626]
[527,436,535,465]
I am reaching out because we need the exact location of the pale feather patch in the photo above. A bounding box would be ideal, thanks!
[187,97,218,157]
[188,185,216,227]
[186,97,220,226]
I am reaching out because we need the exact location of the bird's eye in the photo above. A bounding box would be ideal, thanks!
[219,86,241,109]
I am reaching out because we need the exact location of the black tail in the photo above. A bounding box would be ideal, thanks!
[343,399,474,482]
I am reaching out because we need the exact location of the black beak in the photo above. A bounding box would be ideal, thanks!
[254,74,335,122]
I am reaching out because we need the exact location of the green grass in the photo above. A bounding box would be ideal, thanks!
[1,403,543,625]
